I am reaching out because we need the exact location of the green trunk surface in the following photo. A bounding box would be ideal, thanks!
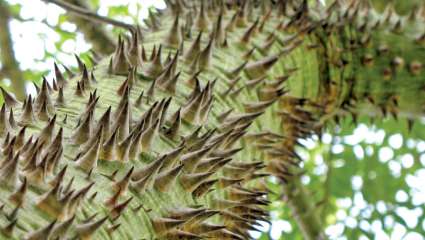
[0,1,423,240]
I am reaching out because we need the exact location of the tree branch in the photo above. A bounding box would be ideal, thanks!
[319,138,335,219]
[43,0,135,31]
[0,0,26,100]
[10,6,114,56]
[62,0,116,55]
[282,171,326,240]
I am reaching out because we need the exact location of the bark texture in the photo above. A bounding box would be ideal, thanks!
[0,0,423,239]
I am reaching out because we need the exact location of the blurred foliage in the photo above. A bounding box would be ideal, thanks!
[370,0,424,14]
[259,115,425,239]
[0,0,146,91]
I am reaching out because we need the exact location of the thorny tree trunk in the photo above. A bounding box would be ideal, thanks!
[0,0,423,240]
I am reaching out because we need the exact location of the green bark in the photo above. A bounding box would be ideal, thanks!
[0,0,423,239]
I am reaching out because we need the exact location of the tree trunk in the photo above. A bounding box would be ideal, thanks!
[0,0,26,100]
[0,0,423,239]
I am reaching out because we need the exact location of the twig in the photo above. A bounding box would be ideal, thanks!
[42,0,136,32]
[41,19,75,35]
